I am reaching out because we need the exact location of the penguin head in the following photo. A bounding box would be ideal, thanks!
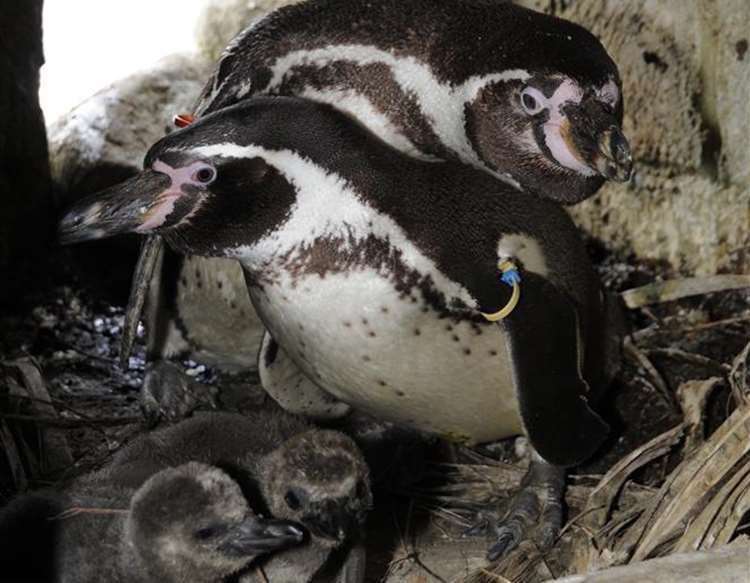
[127,463,305,580]
[258,430,372,548]
[58,98,307,255]
[465,14,632,204]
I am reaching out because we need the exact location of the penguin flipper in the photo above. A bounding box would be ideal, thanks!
[503,274,609,467]
[259,332,351,420]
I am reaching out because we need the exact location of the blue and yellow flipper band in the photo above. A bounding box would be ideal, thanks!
[481,259,521,322]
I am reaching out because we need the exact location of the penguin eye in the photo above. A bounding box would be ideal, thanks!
[355,480,368,500]
[193,166,216,184]
[284,490,302,511]
[520,87,546,115]
[194,524,224,540]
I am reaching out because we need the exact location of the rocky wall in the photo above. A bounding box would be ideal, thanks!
[518,0,750,275]
[48,54,212,209]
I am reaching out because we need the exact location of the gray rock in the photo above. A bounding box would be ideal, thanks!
[195,0,302,63]
[698,0,750,186]
[551,542,750,583]
[518,0,750,275]
[0,0,52,301]
[48,53,212,209]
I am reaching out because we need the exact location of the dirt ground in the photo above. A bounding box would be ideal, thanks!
[1,239,748,582]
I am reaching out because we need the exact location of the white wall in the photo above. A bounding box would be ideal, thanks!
[41,0,206,122]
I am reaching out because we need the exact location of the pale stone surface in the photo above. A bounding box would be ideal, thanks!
[695,0,750,186]
[550,543,750,583]
[195,0,302,63]
[519,0,750,275]
[48,53,212,208]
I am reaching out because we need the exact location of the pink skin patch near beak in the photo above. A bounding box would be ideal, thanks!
[136,159,209,232]
[541,79,595,176]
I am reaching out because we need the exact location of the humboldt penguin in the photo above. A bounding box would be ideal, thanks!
[130,0,630,402]
[197,0,632,199]
[90,410,372,583]
[0,462,304,583]
[60,96,616,558]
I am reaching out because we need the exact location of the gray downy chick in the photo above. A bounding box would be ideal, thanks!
[96,410,373,582]
[0,462,303,583]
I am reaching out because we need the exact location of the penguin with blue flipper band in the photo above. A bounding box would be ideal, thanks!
[129,0,632,426]
[60,96,615,559]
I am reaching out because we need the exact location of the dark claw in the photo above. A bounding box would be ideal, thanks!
[463,519,488,538]
[481,455,565,561]
[140,361,217,426]
[487,532,516,562]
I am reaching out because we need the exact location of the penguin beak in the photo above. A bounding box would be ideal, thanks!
[562,98,633,183]
[58,169,179,245]
[593,125,633,182]
[303,503,353,543]
[218,517,306,557]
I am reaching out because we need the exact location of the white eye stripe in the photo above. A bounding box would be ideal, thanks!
[596,79,620,107]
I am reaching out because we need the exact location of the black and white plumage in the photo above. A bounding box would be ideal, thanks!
[196,0,632,203]
[0,462,304,583]
[137,0,631,374]
[60,94,615,509]
[87,410,372,583]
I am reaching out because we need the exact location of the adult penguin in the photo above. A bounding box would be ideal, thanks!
[62,96,622,558]
[125,0,630,392]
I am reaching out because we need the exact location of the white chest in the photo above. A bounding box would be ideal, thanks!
[249,269,523,445]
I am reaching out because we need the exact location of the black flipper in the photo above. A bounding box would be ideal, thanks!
[501,274,609,467]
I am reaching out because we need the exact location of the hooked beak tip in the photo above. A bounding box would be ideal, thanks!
[597,127,633,182]
[56,170,173,245]
[58,205,104,245]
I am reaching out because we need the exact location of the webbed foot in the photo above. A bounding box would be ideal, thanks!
[140,361,218,426]
[468,456,564,561]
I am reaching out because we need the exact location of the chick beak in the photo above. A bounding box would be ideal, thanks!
[595,126,633,182]
[304,504,352,543]
[58,169,174,245]
[219,517,306,557]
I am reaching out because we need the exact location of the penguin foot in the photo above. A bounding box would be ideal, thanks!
[140,361,218,427]
[469,458,565,561]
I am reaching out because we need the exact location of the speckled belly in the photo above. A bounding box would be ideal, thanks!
[249,269,523,445]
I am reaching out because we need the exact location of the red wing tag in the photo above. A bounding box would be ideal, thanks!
[173,113,196,128]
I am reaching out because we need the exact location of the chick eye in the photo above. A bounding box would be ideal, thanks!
[195,525,219,540]
[520,87,545,115]
[284,490,301,511]
[355,480,368,500]
[194,166,216,184]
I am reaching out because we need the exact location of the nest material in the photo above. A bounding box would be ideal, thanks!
[1,266,749,582]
